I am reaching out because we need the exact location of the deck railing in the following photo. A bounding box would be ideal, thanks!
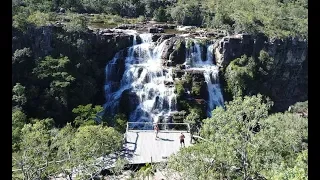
[126,122,190,132]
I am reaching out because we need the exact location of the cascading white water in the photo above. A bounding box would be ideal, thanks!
[104,32,177,124]
[185,39,224,116]
[104,33,224,126]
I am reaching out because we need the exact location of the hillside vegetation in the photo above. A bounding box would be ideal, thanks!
[13,0,307,39]
[12,0,308,179]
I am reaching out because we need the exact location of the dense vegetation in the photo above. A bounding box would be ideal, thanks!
[224,50,274,99]
[13,0,307,39]
[12,0,307,179]
[160,96,307,180]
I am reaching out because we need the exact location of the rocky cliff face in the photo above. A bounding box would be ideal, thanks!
[12,25,307,124]
[12,25,134,125]
[213,34,308,111]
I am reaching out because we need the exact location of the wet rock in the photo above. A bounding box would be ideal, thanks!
[119,89,140,117]
[149,27,158,33]
[173,69,185,78]
[153,24,176,29]
[156,34,176,44]
[164,80,174,87]
[152,34,161,42]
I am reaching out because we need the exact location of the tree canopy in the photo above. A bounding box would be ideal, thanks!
[167,95,307,180]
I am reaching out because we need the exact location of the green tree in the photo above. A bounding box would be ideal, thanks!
[252,112,308,177]
[168,95,307,179]
[114,113,128,133]
[50,123,76,179]
[12,83,27,108]
[170,0,203,26]
[23,0,54,12]
[12,109,27,151]
[70,125,123,179]
[33,55,75,106]
[154,7,168,22]
[72,104,104,127]
[26,11,51,26]
[256,50,274,81]
[12,48,33,85]
[167,143,218,180]
[288,100,308,114]
[225,55,256,97]
[136,163,155,180]
[12,119,55,179]
[63,13,88,33]
[185,109,201,135]
[169,95,272,179]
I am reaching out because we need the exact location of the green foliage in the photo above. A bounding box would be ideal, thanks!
[137,15,146,22]
[175,80,185,97]
[27,11,51,26]
[12,120,54,179]
[167,143,218,180]
[23,0,55,12]
[63,13,88,33]
[114,113,127,133]
[12,109,27,151]
[12,9,30,32]
[111,158,129,176]
[288,100,308,114]
[253,112,308,177]
[168,96,307,179]
[265,150,308,180]
[50,123,76,176]
[136,163,154,179]
[72,104,104,127]
[170,0,203,26]
[191,82,201,96]
[153,7,168,22]
[185,109,201,134]
[33,55,75,89]
[12,48,32,64]
[257,50,274,78]
[13,121,123,179]
[72,125,122,163]
[12,83,27,107]
[13,0,307,39]
[225,55,256,97]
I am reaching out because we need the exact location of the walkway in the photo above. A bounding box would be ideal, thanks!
[122,122,192,164]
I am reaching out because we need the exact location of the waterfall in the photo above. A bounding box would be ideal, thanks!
[104,33,224,126]
[185,40,224,116]
[104,32,176,125]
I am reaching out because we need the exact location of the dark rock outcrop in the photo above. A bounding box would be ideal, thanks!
[119,89,140,117]
[161,37,186,66]
[12,25,134,125]
[148,27,164,33]
[214,34,308,111]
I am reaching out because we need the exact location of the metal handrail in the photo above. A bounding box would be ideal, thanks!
[126,122,190,132]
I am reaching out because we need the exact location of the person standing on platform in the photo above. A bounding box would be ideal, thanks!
[180,133,185,147]
[154,123,159,139]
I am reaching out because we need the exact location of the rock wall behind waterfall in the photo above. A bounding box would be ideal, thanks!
[12,25,134,125]
[214,34,308,111]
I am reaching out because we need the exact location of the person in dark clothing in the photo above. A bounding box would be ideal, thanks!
[180,133,185,147]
